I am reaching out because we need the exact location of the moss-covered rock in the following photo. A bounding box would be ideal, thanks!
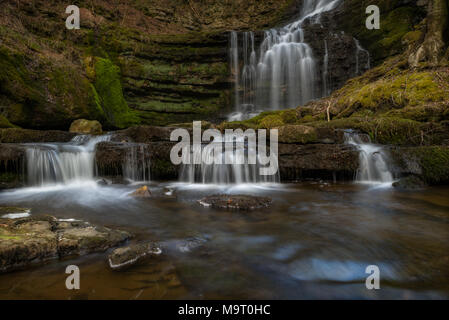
[390,146,449,185]
[0,115,14,129]
[278,125,318,144]
[69,119,103,135]
[92,57,140,128]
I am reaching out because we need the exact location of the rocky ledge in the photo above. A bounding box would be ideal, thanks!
[198,195,272,211]
[0,214,131,274]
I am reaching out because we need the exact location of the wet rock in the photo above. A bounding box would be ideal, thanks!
[393,176,427,190]
[199,195,272,211]
[0,128,76,143]
[278,143,359,181]
[0,216,131,273]
[108,242,162,271]
[130,185,152,198]
[69,119,103,135]
[163,187,176,198]
[0,207,31,219]
[176,236,209,253]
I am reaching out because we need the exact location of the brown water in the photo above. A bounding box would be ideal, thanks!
[0,182,448,300]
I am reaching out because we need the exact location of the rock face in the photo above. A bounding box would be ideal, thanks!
[278,144,360,181]
[199,195,272,210]
[108,242,162,271]
[69,119,103,135]
[0,216,131,273]
[0,0,297,129]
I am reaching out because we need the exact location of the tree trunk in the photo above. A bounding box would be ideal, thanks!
[409,0,448,66]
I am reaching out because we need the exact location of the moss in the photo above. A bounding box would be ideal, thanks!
[278,125,318,144]
[309,117,422,145]
[341,3,425,64]
[259,114,285,129]
[0,115,15,128]
[407,147,449,184]
[93,57,140,129]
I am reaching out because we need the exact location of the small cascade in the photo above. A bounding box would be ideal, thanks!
[344,132,393,184]
[179,138,279,184]
[354,38,370,76]
[122,144,151,183]
[25,135,110,186]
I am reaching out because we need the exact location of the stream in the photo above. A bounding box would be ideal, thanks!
[0,181,448,299]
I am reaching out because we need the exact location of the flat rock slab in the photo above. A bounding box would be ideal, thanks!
[0,216,131,273]
[198,195,272,211]
[108,242,162,271]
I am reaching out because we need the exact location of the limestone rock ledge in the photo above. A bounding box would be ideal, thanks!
[0,215,131,274]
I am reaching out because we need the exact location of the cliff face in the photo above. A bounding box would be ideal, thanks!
[0,0,443,130]
[0,0,296,130]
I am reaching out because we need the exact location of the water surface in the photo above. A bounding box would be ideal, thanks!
[0,182,448,299]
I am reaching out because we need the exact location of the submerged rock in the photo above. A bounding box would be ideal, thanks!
[69,119,103,135]
[108,242,162,271]
[0,216,131,273]
[176,236,209,253]
[130,185,152,198]
[198,195,272,211]
[393,176,427,190]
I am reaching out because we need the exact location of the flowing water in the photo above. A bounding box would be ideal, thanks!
[229,0,347,121]
[344,131,394,185]
[25,135,111,186]
[0,182,448,299]
[179,136,280,184]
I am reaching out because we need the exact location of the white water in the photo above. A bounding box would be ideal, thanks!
[24,135,151,186]
[26,135,111,186]
[179,136,279,184]
[123,144,151,183]
[229,0,342,121]
[344,132,393,185]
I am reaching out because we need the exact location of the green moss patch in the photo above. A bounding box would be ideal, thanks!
[93,57,140,129]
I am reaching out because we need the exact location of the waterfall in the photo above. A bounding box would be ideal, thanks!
[344,132,393,184]
[229,0,342,121]
[122,144,151,183]
[354,38,370,76]
[179,137,279,184]
[25,135,111,186]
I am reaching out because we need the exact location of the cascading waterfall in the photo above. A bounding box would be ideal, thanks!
[26,135,111,186]
[25,135,151,186]
[229,0,343,121]
[344,132,393,184]
[179,136,279,184]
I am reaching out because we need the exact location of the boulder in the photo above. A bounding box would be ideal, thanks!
[0,216,131,273]
[69,119,103,135]
[108,242,162,271]
[198,194,272,211]
[130,185,152,198]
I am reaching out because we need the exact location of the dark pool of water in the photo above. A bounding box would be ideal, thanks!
[0,181,448,299]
